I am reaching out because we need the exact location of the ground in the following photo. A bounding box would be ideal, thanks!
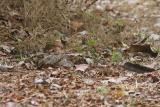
[0,0,160,107]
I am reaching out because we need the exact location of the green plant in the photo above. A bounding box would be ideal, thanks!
[134,31,146,39]
[112,19,125,34]
[75,46,84,53]
[96,86,107,94]
[86,39,96,47]
[111,51,123,63]
[115,19,124,26]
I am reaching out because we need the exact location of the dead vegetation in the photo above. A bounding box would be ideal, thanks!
[0,0,160,106]
[0,0,134,56]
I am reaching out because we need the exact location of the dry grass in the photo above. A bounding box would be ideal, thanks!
[0,0,73,54]
[22,0,71,32]
[0,0,72,31]
[0,0,134,55]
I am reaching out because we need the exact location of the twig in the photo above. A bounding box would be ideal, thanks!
[83,0,98,11]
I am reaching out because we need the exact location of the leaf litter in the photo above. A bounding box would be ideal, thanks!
[0,0,160,107]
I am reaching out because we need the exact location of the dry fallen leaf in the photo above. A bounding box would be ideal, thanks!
[124,44,158,57]
[0,51,7,56]
[101,77,128,85]
[0,64,14,72]
[37,54,73,69]
[0,45,15,53]
[75,64,89,72]
[123,62,155,73]
[70,20,84,32]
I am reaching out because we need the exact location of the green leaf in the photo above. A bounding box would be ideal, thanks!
[111,51,122,62]
[86,39,96,47]
[96,86,107,94]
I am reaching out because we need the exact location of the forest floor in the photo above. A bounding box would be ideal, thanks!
[0,0,160,107]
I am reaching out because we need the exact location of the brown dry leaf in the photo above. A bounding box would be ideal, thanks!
[75,64,89,72]
[0,45,15,53]
[0,51,7,56]
[113,89,125,98]
[147,73,159,83]
[108,86,125,99]
[9,28,30,41]
[125,44,158,57]
[3,102,18,107]
[101,77,128,85]
[0,64,14,72]
[123,62,156,73]
[37,54,73,69]
[70,20,84,32]
[10,92,24,101]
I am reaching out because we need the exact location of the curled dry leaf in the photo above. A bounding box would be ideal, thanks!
[50,83,62,90]
[83,78,95,85]
[70,20,84,32]
[124,44,158,57]
[0,51,7,56]
[0,45,15,53]
[75,64,89,72]
[37,54,73,69]
[123,62,155,73]
[0,64,14,72]
[34,78,46,84]
[101,77,128,85]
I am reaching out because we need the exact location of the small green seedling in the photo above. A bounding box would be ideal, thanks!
[75,46,84,53]
[96,86,107,94]
[135,31,146,38]
[111,51,122,63]
[86,39,96,47]
[112,19,125,33]
[115,19,124,26]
